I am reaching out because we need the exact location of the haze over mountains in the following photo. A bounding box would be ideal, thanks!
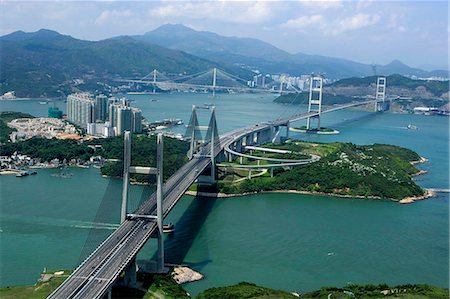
[0,24,447,98]
[134,24,448,79]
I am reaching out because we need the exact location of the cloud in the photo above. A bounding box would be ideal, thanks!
[95,9,133,25]
[281,12,380,35]
[280,15,324,30]
[299,0,343,10]
[333,13,380,33]
[149,1,274,24]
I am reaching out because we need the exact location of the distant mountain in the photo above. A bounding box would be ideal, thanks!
[136,24,448,79]
[134,24,291,62]
[0,29,245,98]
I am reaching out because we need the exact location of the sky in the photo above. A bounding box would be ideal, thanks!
[1,0,448,70]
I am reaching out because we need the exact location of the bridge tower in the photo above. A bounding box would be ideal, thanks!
[185,105,220,183]
[121,131,166,277]
[374,76,387,112]
[306,76,323,130]
[212,67,217,97]
[152,69,157,94]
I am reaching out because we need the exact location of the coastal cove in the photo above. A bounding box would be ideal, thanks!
[0,93,448,296]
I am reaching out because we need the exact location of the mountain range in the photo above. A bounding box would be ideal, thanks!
[1,25,447,98]
[134,24,448,79]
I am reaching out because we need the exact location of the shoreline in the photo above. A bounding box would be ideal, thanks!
[185,157,432,203]
[185,188,436,203]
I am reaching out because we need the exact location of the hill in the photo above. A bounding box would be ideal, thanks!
[136,24,448,79]
[0,29,246,98]
[274,74,449,109]
[215,142,426,201]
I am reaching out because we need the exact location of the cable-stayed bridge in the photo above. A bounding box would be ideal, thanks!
[48,76,389,299]
[118,67,283,94]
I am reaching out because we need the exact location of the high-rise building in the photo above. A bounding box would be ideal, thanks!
[117,107,133,135]
[67,93,95,128]
[108,103,121,128]
[131,108,142,133]
[95,94,108,121]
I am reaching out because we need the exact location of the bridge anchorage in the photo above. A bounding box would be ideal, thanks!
[122,132,167,282]
[185,105,222,184]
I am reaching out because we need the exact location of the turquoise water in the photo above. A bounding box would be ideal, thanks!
[0,93,448,295]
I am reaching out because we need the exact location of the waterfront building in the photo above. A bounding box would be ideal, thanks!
[67,93,95,128]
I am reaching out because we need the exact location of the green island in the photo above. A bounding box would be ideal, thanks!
[194,141,426,201]
[290,125,338,133]
[1,270,448,299]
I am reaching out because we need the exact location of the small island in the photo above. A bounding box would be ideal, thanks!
[189,141,429,202]
[290,125,340,135]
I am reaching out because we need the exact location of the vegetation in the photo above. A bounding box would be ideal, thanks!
[197,282,297,299]
[1,270,447,299]
[197,282,449,299]
[0,270,72,299]
[0,111,34,143]
[301,283,449,298]
[143,274,190,299]
[92,134,189,182]
[217,142,425,200]
[293,125,335,132]
[0,133,189,182]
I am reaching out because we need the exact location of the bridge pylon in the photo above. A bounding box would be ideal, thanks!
[185,105,220,183]
[374,76,387,112]
[121,131,166,276]
[306,76,323,130]
[152,69,157,94]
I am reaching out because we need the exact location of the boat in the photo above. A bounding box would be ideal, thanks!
[407,124,418,130]
[16,170,37,177]
[163,223,175,233]
[39,101,48,105]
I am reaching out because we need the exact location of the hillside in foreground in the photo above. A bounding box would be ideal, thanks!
[1,273,448,299]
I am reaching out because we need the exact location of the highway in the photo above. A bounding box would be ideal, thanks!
[47,99,383,299]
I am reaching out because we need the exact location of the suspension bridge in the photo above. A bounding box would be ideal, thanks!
[48,76,389,299]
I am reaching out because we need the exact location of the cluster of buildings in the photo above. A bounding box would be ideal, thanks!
[7,118,77,142]
[67,93,142,137]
